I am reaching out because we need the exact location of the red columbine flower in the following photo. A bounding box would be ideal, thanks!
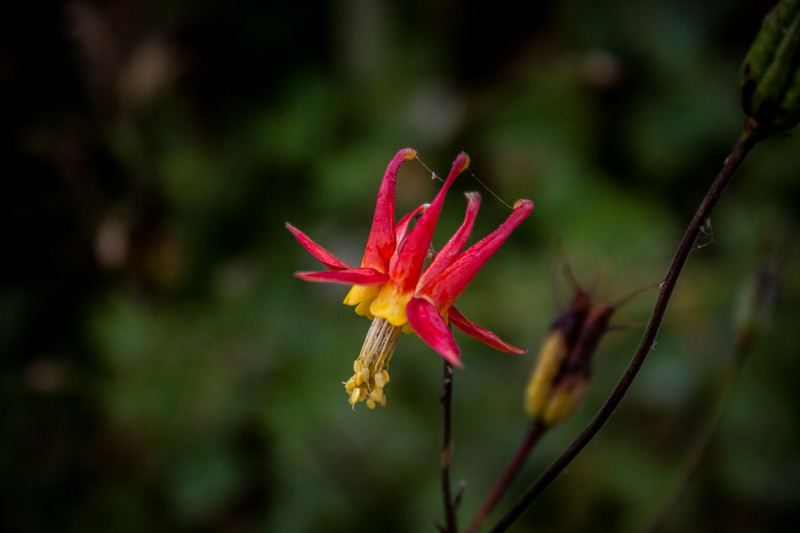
[287,148,534,408]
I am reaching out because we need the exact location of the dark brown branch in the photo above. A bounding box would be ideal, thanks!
[441,360,458,533]
[488,119,767,533]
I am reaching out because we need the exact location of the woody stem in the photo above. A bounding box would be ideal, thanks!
[488,118,767,533]
[441,359,458,533]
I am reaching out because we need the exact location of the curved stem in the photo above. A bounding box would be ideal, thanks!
[488,119,767,533]
[467,421,546,533]
[441,360,458,533]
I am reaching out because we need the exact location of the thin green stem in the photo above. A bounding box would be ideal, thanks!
[488,119,767,533]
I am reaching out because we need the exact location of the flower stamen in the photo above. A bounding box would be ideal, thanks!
[344,317,401,409]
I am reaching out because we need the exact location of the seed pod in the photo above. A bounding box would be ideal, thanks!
[539,304,614,427]
[542,373,591,427]
[525,332,571,421]
[739,0,800,130]
[524,268,651,428]
[524,286,591,423]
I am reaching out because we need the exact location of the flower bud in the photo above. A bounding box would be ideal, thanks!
[524,289,591,424]
[739,0,800,131]
[541,373,591,427]
[525,332,571,421]
[524,269,640,428]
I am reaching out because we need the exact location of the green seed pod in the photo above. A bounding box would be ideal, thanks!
[740,0,800,130]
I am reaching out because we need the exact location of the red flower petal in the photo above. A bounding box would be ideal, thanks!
[406,297,463,367]
[361,148,417,272]
[420,199,534,309]
[294,268,388,285]
[394,203,429,245]
[286,222,351,271]
[417,192,481,291]
[388,152,470,295]
[448,306,527,354]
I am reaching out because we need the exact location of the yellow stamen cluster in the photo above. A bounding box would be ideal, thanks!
[344,317,401,409]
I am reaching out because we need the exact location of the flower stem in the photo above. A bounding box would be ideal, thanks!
[640,251,782,532]
[488,119,767,533]
[441,359,458,533]
[467,420,546,533]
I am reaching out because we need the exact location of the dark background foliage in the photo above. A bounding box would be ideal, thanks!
[2,1,799,532]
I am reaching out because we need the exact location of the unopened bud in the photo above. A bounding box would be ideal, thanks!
[525,274,633,428]
[524,287,591,425]
[739,0,800,131]
[525,332,570,421]
[542,374,591,427]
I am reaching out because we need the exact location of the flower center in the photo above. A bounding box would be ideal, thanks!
[344,317,401,409]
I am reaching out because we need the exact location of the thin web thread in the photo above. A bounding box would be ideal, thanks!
[693,217,715,250]
[468,168,513,210]
[415,155,514,210]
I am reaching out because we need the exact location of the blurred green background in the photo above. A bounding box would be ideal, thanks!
[3,0,799,532]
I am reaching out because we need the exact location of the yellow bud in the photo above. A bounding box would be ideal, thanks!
[524,333,569,420]
[542,375,590,427]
